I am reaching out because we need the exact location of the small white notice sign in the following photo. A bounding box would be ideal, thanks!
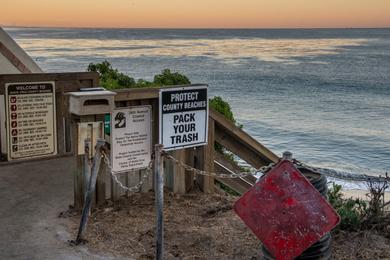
[159,85,208,151]
[5,82,57,160]
[111,106,152,173]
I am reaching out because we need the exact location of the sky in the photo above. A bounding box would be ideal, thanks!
[1,0,390,29]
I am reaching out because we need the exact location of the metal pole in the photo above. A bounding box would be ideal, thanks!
[154,144,164,260]
[75,139,105,244]
[282,151,293,161]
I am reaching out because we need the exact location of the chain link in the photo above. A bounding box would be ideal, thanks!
[102,144,387,186]
[293,159,389,183]
[101,150,154,193]
[161,151,274,179]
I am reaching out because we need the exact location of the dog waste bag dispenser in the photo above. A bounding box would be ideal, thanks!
[67,88,116,209]
[67,89,116,155]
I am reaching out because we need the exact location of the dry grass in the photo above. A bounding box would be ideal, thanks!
[66,191,390,259]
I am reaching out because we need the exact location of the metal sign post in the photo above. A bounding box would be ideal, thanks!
[154,144,164,260]
[75,139,105,244]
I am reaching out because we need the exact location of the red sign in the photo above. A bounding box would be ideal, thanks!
[234,160,340,260]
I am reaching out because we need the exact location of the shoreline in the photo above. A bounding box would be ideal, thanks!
[342,189,390,203]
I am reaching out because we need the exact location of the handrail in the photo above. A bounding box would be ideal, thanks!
[214,160,254,187]
[112,86,280,194]
[210,108,279,169]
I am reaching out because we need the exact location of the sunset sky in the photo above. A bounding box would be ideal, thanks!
[1,0,390,28]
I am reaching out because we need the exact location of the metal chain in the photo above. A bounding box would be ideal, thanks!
[162,151,274,179]
[101,150,154,192]
[293,159,389,183]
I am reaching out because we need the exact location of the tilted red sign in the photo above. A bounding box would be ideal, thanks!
[234,160,340,260]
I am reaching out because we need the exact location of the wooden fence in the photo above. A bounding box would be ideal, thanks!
[0,74,279,209]
[87,87,280,209]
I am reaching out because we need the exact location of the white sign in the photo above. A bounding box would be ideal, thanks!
[159,85,208,151]
[111,106,152,173]
[5,82,57,160]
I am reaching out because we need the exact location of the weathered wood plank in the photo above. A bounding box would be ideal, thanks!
[113,84,206,101]
[0,72,99,94]
[140,99,154,192]
[95,114,106,205]
[214,152,257,184]
[201,118,215,193]
[185,148,196,192]
[212,109,279,168]
[114,88,159,101]
[173,149,186,194]
[72,116,84,210]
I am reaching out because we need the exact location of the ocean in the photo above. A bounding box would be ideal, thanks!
[5,28,390,186]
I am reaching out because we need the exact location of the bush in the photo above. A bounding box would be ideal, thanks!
[87,61,136,89]
[209,96,242,156]
[87,61,190,89]
[209,96,235,124]
[153,69,190,86]
[328,177,390,233]
[328,183,367,231]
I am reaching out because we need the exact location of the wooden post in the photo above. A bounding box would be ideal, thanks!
[111,174,121,201]
[154,144,164,260]
[72,116,83,210]
[96,159,107,205]
[173,149,186,194]
[185,148,196,192]
[75,139,105,243]
[95,114,106,205]
[202,118,215,193]
[72,115,99,210]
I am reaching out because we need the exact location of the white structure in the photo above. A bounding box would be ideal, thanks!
[0,27,43,156]
[0,27,43,74]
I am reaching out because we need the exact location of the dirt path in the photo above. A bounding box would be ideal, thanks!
[67,191,390,259]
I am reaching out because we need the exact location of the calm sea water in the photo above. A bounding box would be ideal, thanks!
[5,28,390,182]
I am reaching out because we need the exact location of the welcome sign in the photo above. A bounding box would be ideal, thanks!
[5,82,57,161]
[159,85,208,151]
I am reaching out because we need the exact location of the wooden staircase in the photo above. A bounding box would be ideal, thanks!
[210,108,279,194]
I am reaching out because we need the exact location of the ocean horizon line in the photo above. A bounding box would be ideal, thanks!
[2,25,390,31]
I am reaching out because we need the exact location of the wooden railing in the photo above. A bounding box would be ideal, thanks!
[114,87,279,195]
[0,80,280,208]
[78,86,280,207]
[210,109,279,194]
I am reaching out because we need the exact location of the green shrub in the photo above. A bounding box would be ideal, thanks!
[87,61,190,89]
[209,96,242,155]
[209,96,235,124]
[328,183,367,231]
[153,69,190,86]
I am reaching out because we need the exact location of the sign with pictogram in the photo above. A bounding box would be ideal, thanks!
[234,160,340,260]
[5,82,57,160]
[111,106,152,173]
[159,85,208,151]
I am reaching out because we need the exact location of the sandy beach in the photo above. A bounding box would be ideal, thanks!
[343,189,390,203]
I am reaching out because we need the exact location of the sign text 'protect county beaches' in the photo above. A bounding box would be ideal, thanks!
[159,85,208,151]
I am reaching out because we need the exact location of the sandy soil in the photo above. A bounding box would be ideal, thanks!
[343,189,390,202]
[67,191,390,259]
